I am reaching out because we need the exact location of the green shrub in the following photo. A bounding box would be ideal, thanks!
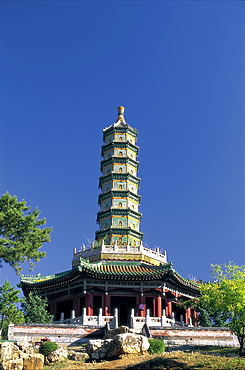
[148,339,165,354]
[39,341,58,356]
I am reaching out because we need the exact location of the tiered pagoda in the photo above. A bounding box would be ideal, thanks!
[20,107,200,328]
[95,106,143,247]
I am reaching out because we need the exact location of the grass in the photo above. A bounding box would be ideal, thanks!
[43,346,245,370]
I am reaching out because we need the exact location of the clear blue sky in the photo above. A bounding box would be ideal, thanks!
[1,1,244,288]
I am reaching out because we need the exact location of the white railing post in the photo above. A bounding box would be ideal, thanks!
[71,310,75,322]
[98,308,103,326]
[82,307,87,325]
[189,317,193,327]
[180,315,184,326]
[139,241,144,252]
[161,309,166,326]
[146,309,150,326]
[114,308,118,329]
[60,312,64,324]
[130,308,135,329]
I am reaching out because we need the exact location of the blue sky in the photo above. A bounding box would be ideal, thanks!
[1,1,244,288]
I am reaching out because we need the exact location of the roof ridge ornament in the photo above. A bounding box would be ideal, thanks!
[115,106,127,126]
[103,106,128,131]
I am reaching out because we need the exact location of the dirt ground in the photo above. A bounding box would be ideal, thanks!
[44,350,245,370]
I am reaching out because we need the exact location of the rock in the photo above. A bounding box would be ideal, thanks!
[68,350,88,361]
[86,339,104,356]
[106,326,130,339]
[44,346,68,365]
[21,353,44,370]
[86,339,112,360]
[0,342,21,362]
[106,325,142,339]
[16,341,34,355]
[107,333,150,358]
[0,341,44,370]
[0,358,23,370]
[86,333,150,360]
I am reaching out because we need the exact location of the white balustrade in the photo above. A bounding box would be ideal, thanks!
[72,244,167,264]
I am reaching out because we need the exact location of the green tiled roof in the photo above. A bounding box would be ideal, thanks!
[20,259,199,294]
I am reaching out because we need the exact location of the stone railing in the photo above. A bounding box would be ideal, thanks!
[130,309,182,330]
[73,242,167,264]
[54,308,190,330]
[54,308,117,328]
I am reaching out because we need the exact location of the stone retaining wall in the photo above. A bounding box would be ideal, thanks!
[8,323,239,347]
[7,323,103,345]
[151,327,239,347]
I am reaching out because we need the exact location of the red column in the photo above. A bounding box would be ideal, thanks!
[156,296,162,317]
[104,294,110,316]
[185,308,191,325]
[166,300,172,317]
[138,296,145,317]
[153,297,156,317]
[193,309,198,326]
[52,302,57,321]
[73,296,80,317]
[86,293,93,316]
[49,302,55,316]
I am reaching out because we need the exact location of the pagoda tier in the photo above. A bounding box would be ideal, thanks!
[95,106,143,246]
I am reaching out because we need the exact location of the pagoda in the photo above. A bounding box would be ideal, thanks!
[20,107,200,329]
[95,106,143,247]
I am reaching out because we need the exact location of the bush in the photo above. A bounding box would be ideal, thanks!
[148,339,165,354]
[39,341,59,356]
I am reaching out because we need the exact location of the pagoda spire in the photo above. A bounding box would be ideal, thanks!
[116,106,127,124]
[95,106,143,246]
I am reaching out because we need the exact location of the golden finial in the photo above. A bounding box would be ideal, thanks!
[117,106,125,121]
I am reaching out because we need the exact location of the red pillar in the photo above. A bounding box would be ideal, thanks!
[73,296,80,317]
[156,296,162,318]
[49,302,55,316]
[86,293,93,316]
[153,297,156,317]
[138,296,145,317]
[193,309,198,326]
[166,300,172,317]
[104,294,110,316]
[185,308,191,325]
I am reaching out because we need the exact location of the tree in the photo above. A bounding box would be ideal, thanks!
[200,262,245,355]
[0,192,52,274]
[21,291,52,323]
[0,280,25,339]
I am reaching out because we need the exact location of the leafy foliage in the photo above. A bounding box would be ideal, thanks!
[148,339,165,354]
[0,192,52,274]
[21,291,52,323]
[39,341,58,356]
[0,280,25,339]
[200,262,245,355]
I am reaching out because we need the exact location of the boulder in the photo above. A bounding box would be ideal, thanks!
[21,353,44,370]
[107,333,149,357]
[16,341,34,355]
[0,341,43,370]
[86,339,112,360]
[86,333,150,360]
[106,325,142,339]
[106,326,130,339]
[68,350,88,361]
[0,342,21,362]
[44,346,68,365]
[0,358,23,370]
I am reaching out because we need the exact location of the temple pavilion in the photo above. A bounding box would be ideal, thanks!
[20,107,200,328]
